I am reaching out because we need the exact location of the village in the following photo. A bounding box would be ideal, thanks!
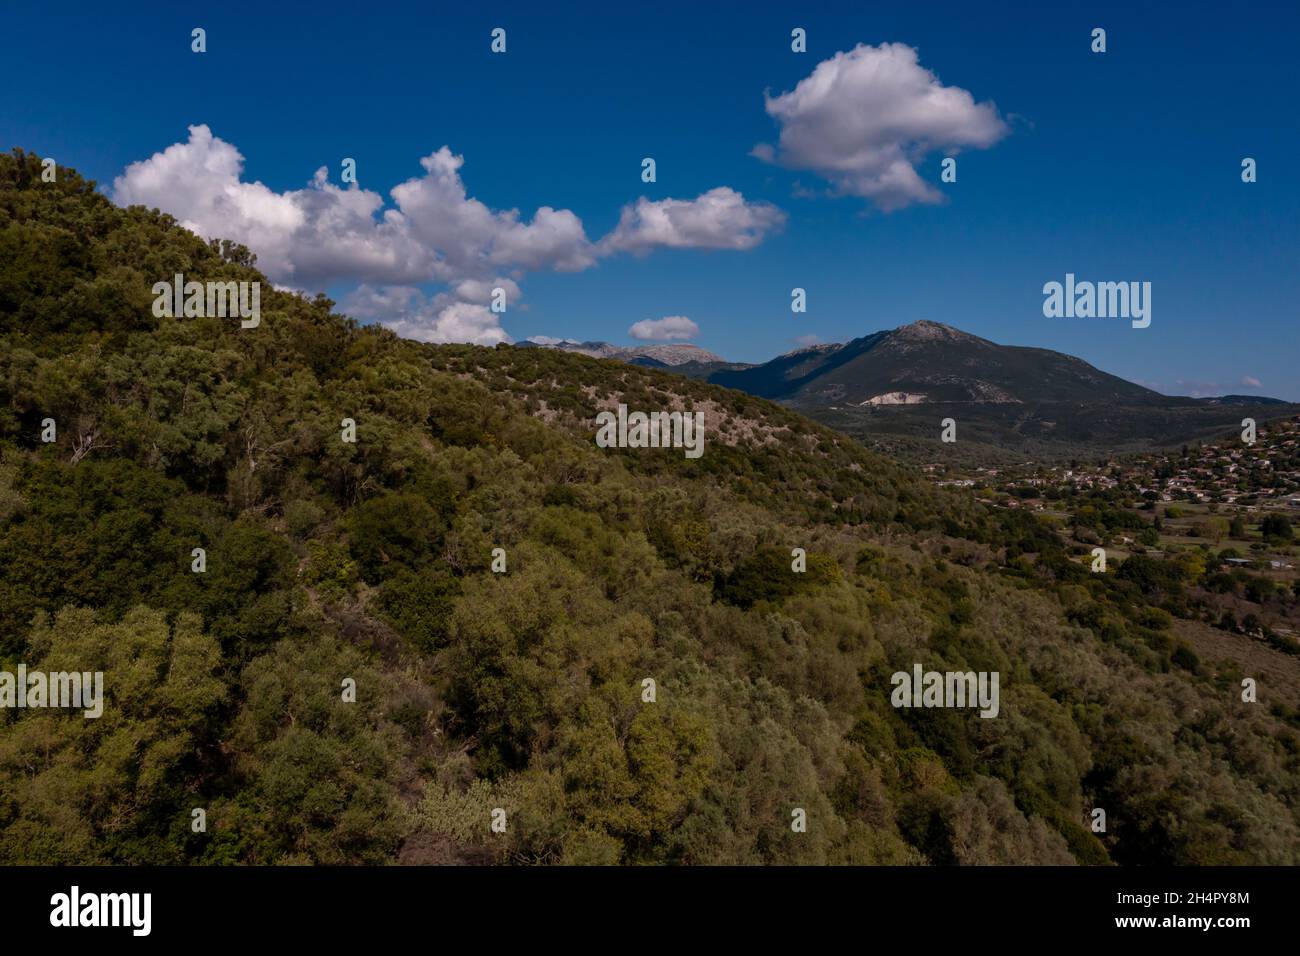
[926,416,1300,521]
[923,416,1300,645]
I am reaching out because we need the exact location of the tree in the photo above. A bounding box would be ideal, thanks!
[0,607,224,864]
[1205,516,1230,543]
[1261,513,1293,543]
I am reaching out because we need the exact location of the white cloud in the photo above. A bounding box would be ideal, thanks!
[1241,375,1263,388]
[340,285,510,346]
[112,126,589,289]
[627,315,699,341]
[790,334,822,347]
[111,126,783,344]
[600,187,785,254]
[755,42,1009,211]
[387,146,596,277]
[448,277,522,306]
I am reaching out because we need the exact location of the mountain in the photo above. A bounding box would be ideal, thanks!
[519,339,726,367]
[517,323,1299,457]
[711,321,1161,405]
[3,149,1300,867]
[1205,394,1291,406]
[662,321,1296,458]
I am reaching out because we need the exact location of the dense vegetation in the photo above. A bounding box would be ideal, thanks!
[2,149,1298,865]
[955,440,1300,654]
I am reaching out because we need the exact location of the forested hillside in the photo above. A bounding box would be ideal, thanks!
[2,149,1298,865]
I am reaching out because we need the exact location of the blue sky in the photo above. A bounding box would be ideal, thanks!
[3,0,1298,399]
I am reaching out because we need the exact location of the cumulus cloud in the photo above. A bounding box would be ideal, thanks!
[754,42,1009,211]
[1241,375,1263,388]
[600,187,785,254]
[627,315,699,341]
[111,126,783,343]
[387,146,595,277]
[112,126,590,289]
[447,277,522,306]
[340,285,510,346]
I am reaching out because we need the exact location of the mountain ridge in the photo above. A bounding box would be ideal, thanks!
[519,339,726,367]
[525,321,1288,406]
[522,320,1296,455]
[705,321,1187,405]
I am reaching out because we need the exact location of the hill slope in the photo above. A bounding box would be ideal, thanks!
[2,149,1299,866]
[713,321,1160,406]
[699,321,1300,457]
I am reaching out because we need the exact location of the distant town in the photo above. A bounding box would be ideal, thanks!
[928,416,1299,511]
[923,416,1300,646]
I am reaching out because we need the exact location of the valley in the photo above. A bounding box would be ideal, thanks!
[927,417,1300,654]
